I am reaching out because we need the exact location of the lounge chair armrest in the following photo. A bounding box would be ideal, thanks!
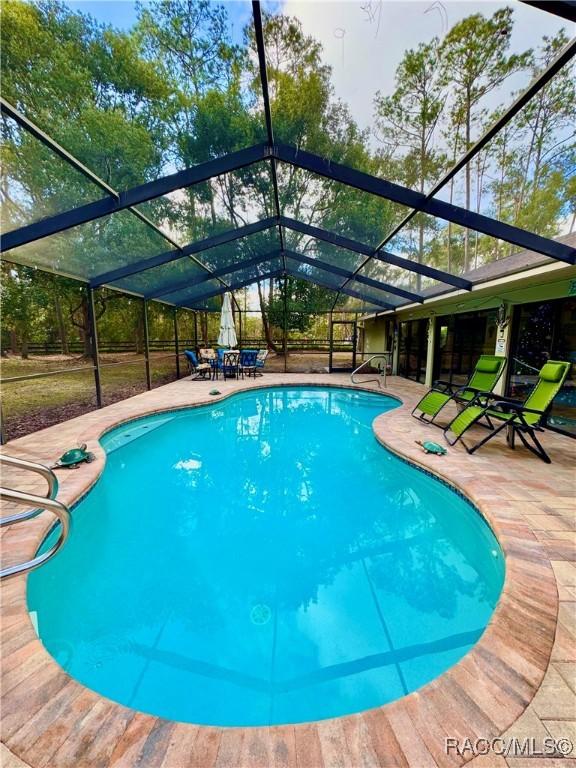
[490,400,545,417]
[454,385,487,397]
[432,379,456,394]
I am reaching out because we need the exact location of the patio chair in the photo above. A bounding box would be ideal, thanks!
[222,350,240,380]
[255,349,269,376]
[240,349,258,379]
[412,355,507,426]
[443,360,570,464]
[199,348,216,364]
[184,350,211,380]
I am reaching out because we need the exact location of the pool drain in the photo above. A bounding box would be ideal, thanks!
[250,604,272,625]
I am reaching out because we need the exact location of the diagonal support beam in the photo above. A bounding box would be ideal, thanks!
[90,218,277,288]
[520,1,576,21]
[1,143,271,252]
[284,267,395,310]
[252,0,285,267]
[177,269,284,307]
[280,216,471,289]
[148,250,283,299]
[284,250,422,303]
[274,144,576,264]
[371,34,576,256]
[0,97,232,290]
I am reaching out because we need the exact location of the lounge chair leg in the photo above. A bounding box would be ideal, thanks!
[516,428,551,464]
[468,419,510,455]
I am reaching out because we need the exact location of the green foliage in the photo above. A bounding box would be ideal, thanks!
[1,0,574,350]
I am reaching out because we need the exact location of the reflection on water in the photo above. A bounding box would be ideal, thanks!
[28,388,504,726]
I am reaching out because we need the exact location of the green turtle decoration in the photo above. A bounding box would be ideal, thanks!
[415,440,447,456]
[209,389,221,396]
[52,444,95,470]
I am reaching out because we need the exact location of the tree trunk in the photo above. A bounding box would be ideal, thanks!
[81,301,92,357]
[9,330,18,355]
[54,290,69,355]
[257,280,280,354]
[463,89,471,272]
[20,331,29,360]
[135,314,144,354]
[200,312,208,346]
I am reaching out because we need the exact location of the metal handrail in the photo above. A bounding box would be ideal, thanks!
[0,488,70,579]
[351,353,392,389]
[0,454,58,524]
[512,357,540,374]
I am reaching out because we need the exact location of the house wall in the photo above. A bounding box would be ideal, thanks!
[361,266,576,365]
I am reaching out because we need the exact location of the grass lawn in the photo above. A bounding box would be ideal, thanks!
[1,352,182,440]
[1,350,356,440]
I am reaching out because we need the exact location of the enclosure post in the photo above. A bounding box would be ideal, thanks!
[328,311,334,373]
[283,276,288,373]
[87,287,103,408]
[174,307,180,379]
[143,299,151,390]
[0,405,6,445]
[193,312,198,349]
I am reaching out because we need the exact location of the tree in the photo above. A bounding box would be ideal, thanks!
[439,8,530,270]
[374,39,446,287]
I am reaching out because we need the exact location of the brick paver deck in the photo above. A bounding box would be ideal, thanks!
[1,374,574,768]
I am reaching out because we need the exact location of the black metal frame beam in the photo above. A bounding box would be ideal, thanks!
[1,143,271,252]
[0,98,236,294]
[178,268,284,307]
[274,144,576,264]
[90,218,277,287]
[520,1,576,22]
[147,246,402,309]
[252,1,285,268]
[371,34,576,256]
[284,267,395,310]
[280,216,472,290]
[148,250,283,299]
[283,250,422,303]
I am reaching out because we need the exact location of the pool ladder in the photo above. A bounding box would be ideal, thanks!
[350,353,392,389]
[0,455,71,579]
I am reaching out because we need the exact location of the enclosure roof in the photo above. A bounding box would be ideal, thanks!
[1,0,575,313]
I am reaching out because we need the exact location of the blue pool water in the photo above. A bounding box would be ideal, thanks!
[28,387,504,726]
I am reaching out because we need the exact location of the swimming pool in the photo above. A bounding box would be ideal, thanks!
[28,387,504,726]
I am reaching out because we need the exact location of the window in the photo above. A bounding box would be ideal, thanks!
[508,298,576,437]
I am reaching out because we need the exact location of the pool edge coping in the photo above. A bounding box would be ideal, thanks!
[0,375,559,768]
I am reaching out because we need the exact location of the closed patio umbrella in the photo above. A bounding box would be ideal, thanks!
[217,293,238,348]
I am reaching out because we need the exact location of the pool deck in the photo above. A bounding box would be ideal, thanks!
[1,373,574,768]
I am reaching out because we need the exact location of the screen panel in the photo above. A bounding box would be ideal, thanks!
[284,231,367,272]
[109,255,211,297]
[356,254,446,294]
[285,255,347,291]
[263,0,570,191]
[431,55,576,240]
[1,114,112,234]
[193,228,281,271]
[3,209,179,281]
[1,0,265,189]
[277,164,409,247]
[384,211,512,280]
[135,162,275,245]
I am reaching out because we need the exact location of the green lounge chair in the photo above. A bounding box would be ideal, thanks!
[412,355,507,425]
[443,360,570,464]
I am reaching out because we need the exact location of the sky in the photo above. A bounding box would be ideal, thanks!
[64,0,573,136]
[60,0,574,306]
